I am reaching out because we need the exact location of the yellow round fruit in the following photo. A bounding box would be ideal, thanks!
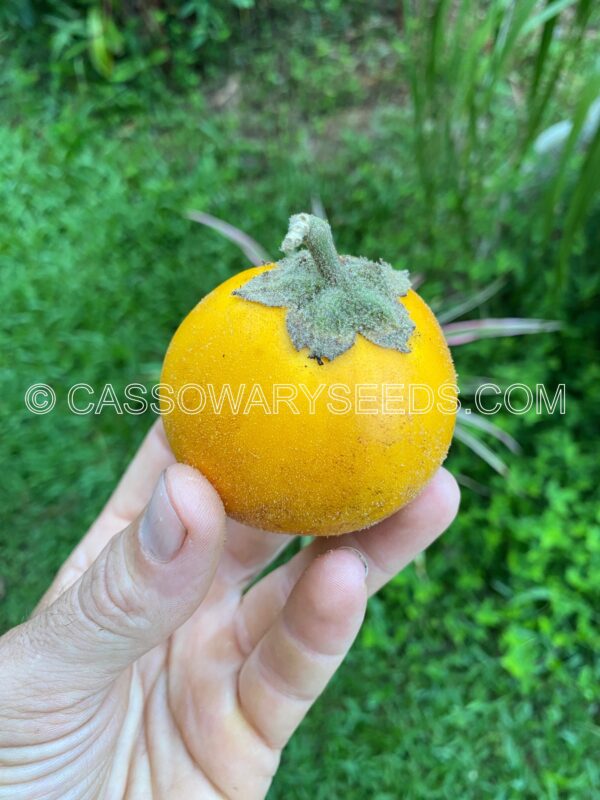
[161,213,457,535]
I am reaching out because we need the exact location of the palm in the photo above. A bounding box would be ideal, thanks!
[102,614,277,798]
[2,422,458,799]
[131,559,283,799]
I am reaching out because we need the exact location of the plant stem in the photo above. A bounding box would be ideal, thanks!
[281,213,346,285]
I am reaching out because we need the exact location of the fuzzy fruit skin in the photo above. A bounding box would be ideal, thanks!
[161,265,457,536]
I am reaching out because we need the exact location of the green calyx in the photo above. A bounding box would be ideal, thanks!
[233,212,415,363]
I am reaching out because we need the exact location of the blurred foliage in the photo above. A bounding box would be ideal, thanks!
[2,1,600,294]
[0,0,360,84]
[1,2,599,798]
[0,0,250,80]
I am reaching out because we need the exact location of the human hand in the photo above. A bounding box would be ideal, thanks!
[0,420,459,799]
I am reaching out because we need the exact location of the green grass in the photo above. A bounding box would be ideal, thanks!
[1,6,600,797]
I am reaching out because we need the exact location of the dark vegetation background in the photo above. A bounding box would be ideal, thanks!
[1,2,599,797]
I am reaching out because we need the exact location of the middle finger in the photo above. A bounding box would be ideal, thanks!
[234,468,460,657]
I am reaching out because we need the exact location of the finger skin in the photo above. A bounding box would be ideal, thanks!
[1,464,225,704]
[89,419,177,544]
[221,520,293,587]
[54,420,292,599]
[238,548,368,749]
[237,468,460,655]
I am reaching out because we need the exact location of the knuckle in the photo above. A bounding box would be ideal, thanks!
[77,536,150,636]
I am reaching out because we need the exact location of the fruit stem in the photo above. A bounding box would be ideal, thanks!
[281,213,346,286]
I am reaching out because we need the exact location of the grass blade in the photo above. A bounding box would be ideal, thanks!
[186,210,271,266]
[410,272,425,290]
[453,425,509,476]
[522,0,578,35]
[528,1,559,102]
[455,473,493,496]
[555,119,600,291]
[437,278,506,324]
[444,318,561,345]
[488,0,537,90]
[521,1,594,156]
[541,71,600,238]
[457,408,522,453]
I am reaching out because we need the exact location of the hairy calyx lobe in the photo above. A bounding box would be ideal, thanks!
[233,213,415,362]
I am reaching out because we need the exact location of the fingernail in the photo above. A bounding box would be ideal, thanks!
[337,546,369,577]
[139,471,186,562]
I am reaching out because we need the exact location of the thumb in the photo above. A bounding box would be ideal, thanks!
[6,463,225,696]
